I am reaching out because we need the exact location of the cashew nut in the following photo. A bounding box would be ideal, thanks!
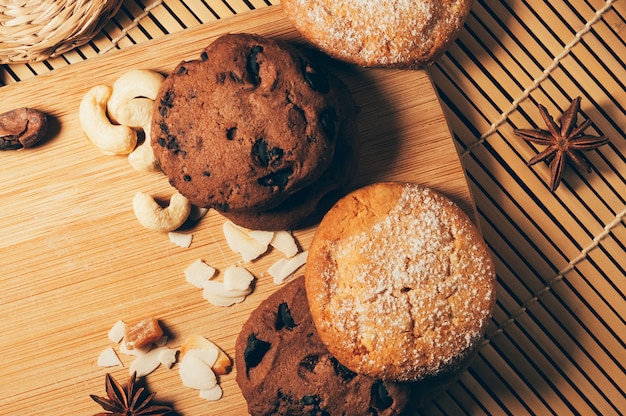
[79,85,137,155]
[107,69,164,124]
[116,98,160,172]
[132,191,191,232]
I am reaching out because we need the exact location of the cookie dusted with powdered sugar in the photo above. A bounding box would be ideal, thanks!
[305,182,496,382]
[281,0,474,69]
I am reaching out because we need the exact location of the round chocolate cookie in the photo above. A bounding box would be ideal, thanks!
[305,182,496,382]
[151,33,352,212]
[281,0,474,69]
[221,86,359,231]
[235,277,410,416]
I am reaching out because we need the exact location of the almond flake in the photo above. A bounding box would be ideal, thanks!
[223,265,255,291]
[158,347,178,369]
[129,346,167,377]
[270,231,299,258]
[179,354,217,390]
[185,259,216,288]
[97,347,123,367]
[199,384,223,401]
[107,320,126,343]
[223,221,268,261]
[169,231,193,248]
[269,251,308,284]
[248,230,275,246]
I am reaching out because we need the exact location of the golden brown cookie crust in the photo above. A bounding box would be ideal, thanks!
[281,0,474,68]
[305,182,496,382]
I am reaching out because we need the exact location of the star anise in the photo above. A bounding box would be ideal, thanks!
[514,97,609,191]
[90,372,173,416]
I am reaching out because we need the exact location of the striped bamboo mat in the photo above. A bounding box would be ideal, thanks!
[1,1,624,414]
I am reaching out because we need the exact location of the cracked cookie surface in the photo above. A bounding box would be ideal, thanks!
[235,276,410,416]
[151,33,352,212]
[305,182,496,382]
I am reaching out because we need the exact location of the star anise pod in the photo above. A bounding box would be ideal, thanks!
[514,97,609,191]
[90,372,173,416]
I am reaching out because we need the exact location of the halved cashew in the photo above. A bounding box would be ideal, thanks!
[115,97,154,128]
[107,69,164,124]
[132,191,191,232]
[117,98,160,172]
[79,85,137,155]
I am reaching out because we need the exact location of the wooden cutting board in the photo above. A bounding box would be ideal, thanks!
[0,5,474,414]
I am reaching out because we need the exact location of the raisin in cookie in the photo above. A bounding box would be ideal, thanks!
[221,85,359,231]
[305,182,496,382]
[235,276,410,416]
[151,33,352,212]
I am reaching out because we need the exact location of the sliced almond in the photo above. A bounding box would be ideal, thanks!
[248,230,275,246]
[107,320,126,343]
[158,347,178,369]
[180,334,232,375]
[202,291,247,307]
[223,221,268,261]
[199,384,223,401]
[270,231,299,258]
[203,280,252,298]
[169,231,193,248]
[179,354,217,390]
[184,259,216,288]
[129,346,166,377]
[97,347,123,367]
[269,251,308,284]
[223,265,255,292]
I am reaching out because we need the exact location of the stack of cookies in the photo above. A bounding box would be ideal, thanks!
[151,33,359,231]
[235,182,496,415]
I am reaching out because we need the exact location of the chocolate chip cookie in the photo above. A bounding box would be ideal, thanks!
[235,276,410,416]
[151,33,352,212]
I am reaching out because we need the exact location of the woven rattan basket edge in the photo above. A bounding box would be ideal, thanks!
[0,0,123,64]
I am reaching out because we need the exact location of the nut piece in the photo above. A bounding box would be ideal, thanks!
[180,334,232,375]
[132,191,191,232]
[106,69,164,124]
[79,85,137,154]
[117,97,160,172]
[0,107,48,150]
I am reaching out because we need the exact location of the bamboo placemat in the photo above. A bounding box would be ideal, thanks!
[1,1,624,415]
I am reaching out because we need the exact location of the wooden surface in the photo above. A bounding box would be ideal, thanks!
[1,1,625,415]
[0,6,473,415]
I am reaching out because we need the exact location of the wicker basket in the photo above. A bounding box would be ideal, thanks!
[0,0,123,64]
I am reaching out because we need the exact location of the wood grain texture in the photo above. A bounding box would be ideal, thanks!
[0,6,472,415]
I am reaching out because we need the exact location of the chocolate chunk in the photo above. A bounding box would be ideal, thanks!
[252,139,283,168]
[247,45,264,85]
[244,334,271,373]
[330,357,357,381]
[298,355,320,377]
[303,63,330,93]
[370,381,393,411]
[258,167,293,189]
[229,72,244,84]
[276,302,296,330]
